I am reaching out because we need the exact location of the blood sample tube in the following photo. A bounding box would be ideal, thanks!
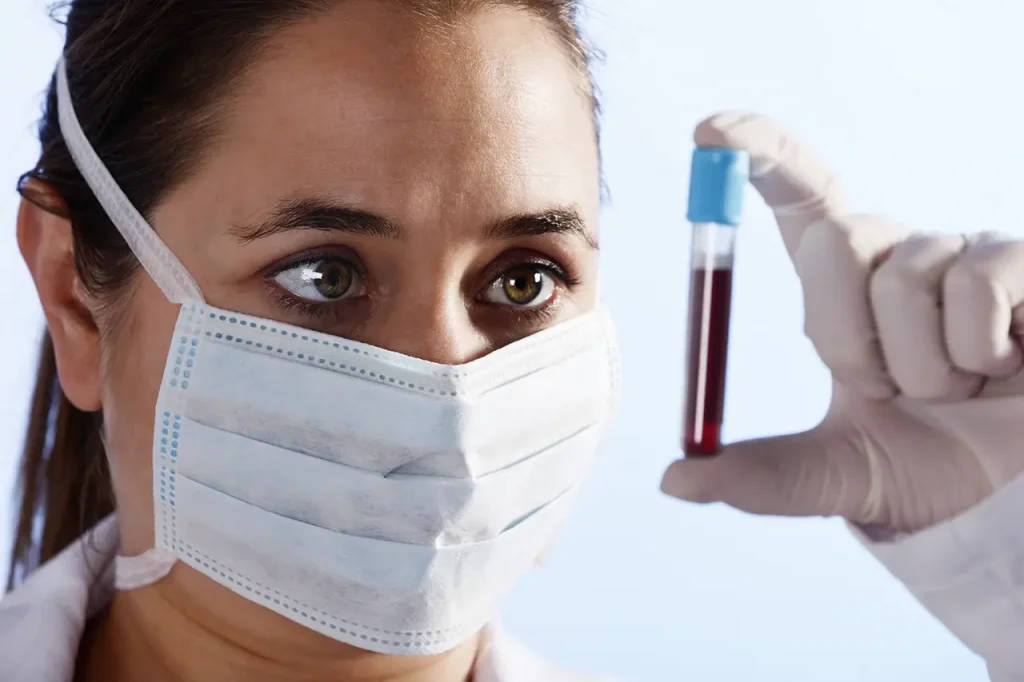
[682,147,749,457]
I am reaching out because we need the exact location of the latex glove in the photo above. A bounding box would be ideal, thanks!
[661,112,1024,534]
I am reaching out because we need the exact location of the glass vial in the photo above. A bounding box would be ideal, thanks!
[682,147,749,457]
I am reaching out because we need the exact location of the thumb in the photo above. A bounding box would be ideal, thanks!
[660,427,876,520]
[693,112,851,257]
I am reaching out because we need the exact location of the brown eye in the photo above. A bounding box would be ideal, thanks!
[483,264,556,308]
[273,257,364,302]
[312,260,352,299]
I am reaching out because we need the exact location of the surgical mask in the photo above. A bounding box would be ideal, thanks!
[55,59,620,655]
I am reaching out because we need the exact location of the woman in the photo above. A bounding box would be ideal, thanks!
[3,0,1024,680]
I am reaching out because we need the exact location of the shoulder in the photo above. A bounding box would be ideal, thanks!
[0,516,118,682]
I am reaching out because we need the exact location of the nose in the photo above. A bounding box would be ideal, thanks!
[365,287,490,365]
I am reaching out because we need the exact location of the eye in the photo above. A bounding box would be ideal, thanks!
[272,257,365,302]
[481,264,557,308]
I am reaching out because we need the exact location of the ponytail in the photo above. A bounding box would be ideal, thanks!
[6,331,112,591]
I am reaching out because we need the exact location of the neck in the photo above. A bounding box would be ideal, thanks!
[76,565,481,682]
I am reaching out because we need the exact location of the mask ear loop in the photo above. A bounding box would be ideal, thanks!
[55,56,204,305]
[114,549,176,591]
[57,56,191,589]
[97,428,177,590]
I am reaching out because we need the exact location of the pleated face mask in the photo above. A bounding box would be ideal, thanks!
[55,58,620,655]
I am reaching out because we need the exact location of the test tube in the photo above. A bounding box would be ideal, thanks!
[682,147,749,457]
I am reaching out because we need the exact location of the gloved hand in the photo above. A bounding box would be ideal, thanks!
[661,112,1024,534]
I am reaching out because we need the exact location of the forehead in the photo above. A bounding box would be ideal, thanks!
[188,1,599,236]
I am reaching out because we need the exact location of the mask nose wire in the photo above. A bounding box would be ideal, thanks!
[55,56,205,305]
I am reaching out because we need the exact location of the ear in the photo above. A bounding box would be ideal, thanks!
[17,178,103,412]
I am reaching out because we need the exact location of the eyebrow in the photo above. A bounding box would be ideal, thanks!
[231,198,399,243]
[231,198,598,250]
[488,208,599,250]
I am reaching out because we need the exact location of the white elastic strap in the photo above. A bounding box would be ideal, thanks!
[99,419,179,589]
[114,548,177,591]
[55,57,204,304]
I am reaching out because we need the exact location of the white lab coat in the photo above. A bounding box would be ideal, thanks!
[852,471,1024,682]
[1,472,1022,681]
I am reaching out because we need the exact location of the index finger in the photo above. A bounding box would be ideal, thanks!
[694,112,850,256]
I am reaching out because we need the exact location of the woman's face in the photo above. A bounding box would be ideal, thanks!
[99,2,601,557]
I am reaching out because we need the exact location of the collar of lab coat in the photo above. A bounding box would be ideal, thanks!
[0,515,604,682]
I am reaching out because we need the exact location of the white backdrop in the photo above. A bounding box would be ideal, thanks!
[1,1,1013,680]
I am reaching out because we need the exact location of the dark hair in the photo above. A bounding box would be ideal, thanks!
[8,0,601,590]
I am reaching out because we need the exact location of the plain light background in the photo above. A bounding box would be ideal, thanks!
[0,1,1014,680]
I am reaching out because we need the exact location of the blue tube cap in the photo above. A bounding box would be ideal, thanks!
[686,147,750,226]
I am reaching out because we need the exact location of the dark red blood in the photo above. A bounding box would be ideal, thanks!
[683,267,733,457]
